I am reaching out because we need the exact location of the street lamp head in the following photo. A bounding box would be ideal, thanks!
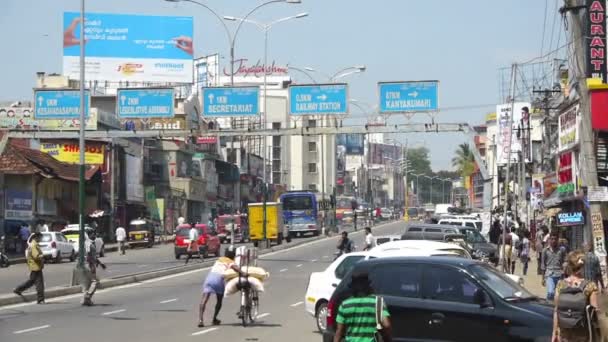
[356,65,366,71]
[295,12,309,18]
[165,0,181,2]
[286,0,302,3]
[224,16,238,21]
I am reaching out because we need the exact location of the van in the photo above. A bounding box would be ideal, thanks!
[401,223,459,241]
[438,218,482,230]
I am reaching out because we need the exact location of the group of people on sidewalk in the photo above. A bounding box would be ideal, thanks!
[12,231,106,306]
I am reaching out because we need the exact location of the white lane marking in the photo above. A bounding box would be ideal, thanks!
[160,298,178,304]
[296,264,302,268]
[1,222,401,312]
[311,259,317,262]
[102,309,126,316]
[191,327,219,336]
[290,301,303,307]
[258,312,270,318]
[279,268,288,272]
[13,325,50,334]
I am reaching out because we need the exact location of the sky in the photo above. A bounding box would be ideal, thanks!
[0,0,564,170]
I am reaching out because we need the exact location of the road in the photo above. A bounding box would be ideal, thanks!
[0,221,404,342]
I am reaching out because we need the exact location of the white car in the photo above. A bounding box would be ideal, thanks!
[38,232,75,263]
[61,225,105,257]
[304,248,460,333]
[373,235,401,245]
[380,208,392,220]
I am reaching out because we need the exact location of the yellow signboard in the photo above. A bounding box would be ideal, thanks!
[40,142,105,165]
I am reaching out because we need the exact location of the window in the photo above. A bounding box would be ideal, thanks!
[465,222,476,228]
[424,228,441,233]
[407,227,422,232]
[308,163,317,173]
[308,184,318,192]
[40,233,52,242]
[460,229,486,243]
[371,265,421,298]
[283,196,314,211]
[272,122,281,129]
[273,136,281,146]
[422,266,479,304]
[307,119,317,128]
[308,141,317,152]
[334,255,366,279]
[57,234,67,242]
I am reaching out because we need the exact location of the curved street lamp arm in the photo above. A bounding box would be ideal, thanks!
[182,0,233,47]
[288,66,318,83]
[232,0,285,51]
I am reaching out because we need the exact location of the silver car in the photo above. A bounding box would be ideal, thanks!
[39,232,76,263]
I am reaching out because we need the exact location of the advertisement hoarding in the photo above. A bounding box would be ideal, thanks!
[202,86,259,117]
[0,107,97,130]
[5,190,33,220]
[194,54,220,88]
[117,88,175,118]
[336,134,365,155]
[558,104,580,152]
[40,141,105,165]
[34,89,90,119]
[586,0,607,81]
[496,102,531,164]
[289,84,348,115]
[63,12,193,83]
[378,81,439,113]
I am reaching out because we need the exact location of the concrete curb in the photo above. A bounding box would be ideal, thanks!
[0,235,326,307]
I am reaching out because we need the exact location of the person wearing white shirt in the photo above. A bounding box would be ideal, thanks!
[115,226,127,255]
[363,227,375,251]
[185,225,200,264]
[510,230,520,274]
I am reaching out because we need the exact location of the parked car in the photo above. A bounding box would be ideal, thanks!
[380,208,392,220]
[438,217,482,230]
[305,248,461,333]
[401,223,459,241]
[373,235,401,246]
[128,219,155,248]
[323,257,552,342]
[61,225,104,257]
[454,226,498,264]
[174,223,221,259]
[39,232,75,263]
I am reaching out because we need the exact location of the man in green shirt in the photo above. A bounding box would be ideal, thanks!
[334,271,392,342]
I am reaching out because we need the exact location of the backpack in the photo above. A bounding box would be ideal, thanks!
[557,280,590,330]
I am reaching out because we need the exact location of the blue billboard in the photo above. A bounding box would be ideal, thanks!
[63,12,194,82]
[117,88,174,118]
[337,134,365,155]
[378,81,439,113]
[289,84,348,115]
[202,87,260,117]
[34,90,90,120]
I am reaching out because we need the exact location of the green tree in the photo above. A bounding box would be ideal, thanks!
[451,143,476,178]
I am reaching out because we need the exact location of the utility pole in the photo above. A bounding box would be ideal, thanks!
[502,63,517,273]
[564,0,606,256]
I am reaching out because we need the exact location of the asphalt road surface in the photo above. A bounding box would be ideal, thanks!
[0,221,405,342]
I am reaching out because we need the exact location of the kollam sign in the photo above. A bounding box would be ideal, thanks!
[587,0,607,81]
[557,211,585,226]
[558,104,579,152]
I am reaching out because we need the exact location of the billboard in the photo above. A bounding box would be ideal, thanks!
[496,102,531,164]
[0,107,97,130]
[289,84,348,115]
[336,134,364,155]
[558,104,580,152]
[40,141,105,165]
[63,12,193,83]
[117,88,174,118]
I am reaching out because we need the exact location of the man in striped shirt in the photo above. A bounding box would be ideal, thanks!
[334,271,392,342]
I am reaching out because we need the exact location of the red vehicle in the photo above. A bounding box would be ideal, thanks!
[174,223,221,259]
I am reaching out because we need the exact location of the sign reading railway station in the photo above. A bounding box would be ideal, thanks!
[202,86,260,117]
[289,84,348,115]
[378,81,439,113]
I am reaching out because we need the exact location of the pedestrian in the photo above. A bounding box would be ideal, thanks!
[519,231,531,276]
[333,269,392,342]
[536,226,548,275]
[18,223,29,253]
[541,231,566,301]
[552,250,600,342]
[336,231,354,257]
[583,242,605,292]
[511,228,521,274]
[363,227,375,251]
[489,219,501,244]
[115,225,127,255]
[82,233,105,306]
[185,224,200,264]
[14,232,45,304]
[498,227,513,273]
[198,245,244,327]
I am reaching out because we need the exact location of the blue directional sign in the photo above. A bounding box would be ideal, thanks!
[289,84,348,115]
[117,88,175,118]
[202,86,259,117]
[34,90,90,119]
[378,81,439,113]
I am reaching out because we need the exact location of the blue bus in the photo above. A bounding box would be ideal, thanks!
[279,191,320,237]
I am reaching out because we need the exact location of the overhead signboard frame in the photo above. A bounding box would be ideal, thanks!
[201,86,260,117]
[34,88,91,120]
[288,83,349,116]
[117,88,175,118]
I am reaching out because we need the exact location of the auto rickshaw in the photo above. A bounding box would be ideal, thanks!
[128,218,156,248]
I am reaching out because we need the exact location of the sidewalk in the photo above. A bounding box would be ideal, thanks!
[507,255,545,298]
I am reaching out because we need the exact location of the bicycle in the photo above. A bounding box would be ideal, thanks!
[238,278,259,327]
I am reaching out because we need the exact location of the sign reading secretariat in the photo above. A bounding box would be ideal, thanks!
[63,12,193,83]
[202,86,259,117]
[378,81,439,113]
[289,84,348,115]
[34,89,90,119]
[117,88,174,118]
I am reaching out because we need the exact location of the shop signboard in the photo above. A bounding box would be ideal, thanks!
[588,186,608,202]
[586,0,607,81]
[543,173,558,199]
[0,107,97,130]
[557,151,576,196]
[5,190,32,220]
[40,141,105,165]
[591,211,607,256]
[63,12,194,82]
[558,104,580,152]
[556,211,584,226]
[123,117,186,131]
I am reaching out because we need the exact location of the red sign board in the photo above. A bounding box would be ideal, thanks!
[558,152,573,184]
[591,89,608,131]
[197,136,217,144]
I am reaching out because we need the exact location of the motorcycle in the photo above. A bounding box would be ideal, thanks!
[0,237,10,268]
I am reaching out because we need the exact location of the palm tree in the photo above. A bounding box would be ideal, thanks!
[452,143,476,177]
